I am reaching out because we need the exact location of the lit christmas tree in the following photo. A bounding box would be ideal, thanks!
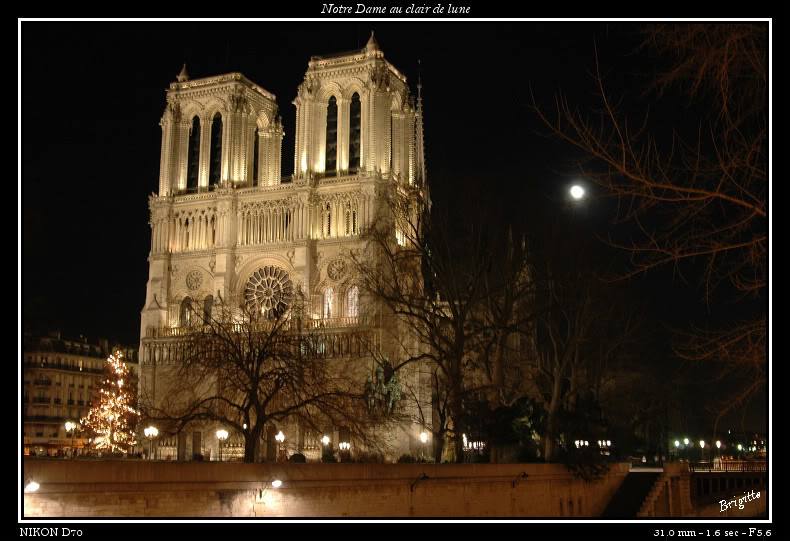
[81,351,140,453]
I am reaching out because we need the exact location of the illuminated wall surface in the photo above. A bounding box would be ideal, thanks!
[140,34,429,461]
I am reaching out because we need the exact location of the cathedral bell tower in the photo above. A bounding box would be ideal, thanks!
[292,32,416,184]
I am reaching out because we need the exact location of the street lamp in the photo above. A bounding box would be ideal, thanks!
[570,185,585,200]
[65,421,79,459]
[275,431,285,461]
[144,426,158,460]
[420,432,428,458]
[321,435,330,446]
[216,429,228,461]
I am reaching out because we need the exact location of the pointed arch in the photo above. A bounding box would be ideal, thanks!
[203,295,214,324]
[325,96,338,175]
[349,92,361,171]
[347,285,359,318]
[208,112,223,188]
[180,297,194,327]
[186,116,200,192]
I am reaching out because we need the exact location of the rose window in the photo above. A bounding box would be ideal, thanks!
[244,266,293,316]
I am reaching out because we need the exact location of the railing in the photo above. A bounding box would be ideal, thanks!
[146,316,378,339]
[23,362,103,375]
[690,460,766,472]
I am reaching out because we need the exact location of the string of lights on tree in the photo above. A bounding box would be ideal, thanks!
[80,351,140,453]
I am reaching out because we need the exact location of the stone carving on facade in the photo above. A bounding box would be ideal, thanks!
[326,258,347,281]
[229,86,251,114]
[185,270,203,291]
[208,258,216,273]
[170,264,179,277]
[370,65,391,91]
[244,265,294,316]
[287,249,295,267]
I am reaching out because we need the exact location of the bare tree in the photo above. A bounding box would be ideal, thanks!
[142,293,384,462]
[525,226,641,461]
[532,23,767,426]
[350,186,496,462]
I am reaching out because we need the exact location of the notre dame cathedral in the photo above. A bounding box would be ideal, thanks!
[138,33,431,461]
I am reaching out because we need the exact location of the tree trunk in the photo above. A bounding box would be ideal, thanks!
[244,427,262,463]
[544,373,563,461]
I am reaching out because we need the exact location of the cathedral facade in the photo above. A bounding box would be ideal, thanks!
[139,34,429,461]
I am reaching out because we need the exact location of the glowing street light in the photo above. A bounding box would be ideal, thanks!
[216,429,229,461]
[570,185,585,200]
[684,438,689,446]
[420,432,428,458]
[144,426,158,460]
[65,421,79,459]
[271,480,282,488]
[24,478,40,493]
[321,435,330,446]
[275,431,285,461]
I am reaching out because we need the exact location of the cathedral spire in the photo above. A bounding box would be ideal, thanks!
[415,63,430,209]
[365,31,379,53]
[176,63,190,82]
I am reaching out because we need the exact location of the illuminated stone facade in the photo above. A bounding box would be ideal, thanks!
[139,34,430,461]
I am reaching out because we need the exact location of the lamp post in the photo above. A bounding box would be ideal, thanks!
[65,421,78,459]
[216,429,228,462]
[275,431,285,461]
[144,426,158,460]
[420,432,428,459]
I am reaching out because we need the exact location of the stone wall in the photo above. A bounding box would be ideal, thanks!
[23,459,629,518]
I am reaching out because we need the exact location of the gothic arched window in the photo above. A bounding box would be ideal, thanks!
[325,96,337,175]
[203,295,213,325]
[252,128,259,187]
[209,112,223,188]
[180,297,193,327]
[349,92,361,171]
[323,288,334,319]
[347,286,359,318]
[322,203,332,238]
[186,116,200,192]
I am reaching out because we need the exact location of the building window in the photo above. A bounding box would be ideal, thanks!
[252,128,259,186]
[209,112,223,188]
[186,116,200,192]
[180,297,194,327]
[325,96,337,174]
[323,288,334,319]
[322,203,332,237]
[347,286,359,318]
[203,295,213,325]
[349,92,361,171]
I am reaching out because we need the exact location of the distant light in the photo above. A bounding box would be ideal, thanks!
[570,185,584,199]
[716,441,721,449]
[700,440,705,448]
[737,444,742,451]
[321,435,330,446]
[675,440,680,447]
[684,438,689,446]
[271,480,282,488]
[420,432,428,443]
[24,479,40,493]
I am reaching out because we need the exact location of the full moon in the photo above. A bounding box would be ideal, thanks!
[570,185,585,199]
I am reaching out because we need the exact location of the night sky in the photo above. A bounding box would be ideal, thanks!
[20,21,768,429]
